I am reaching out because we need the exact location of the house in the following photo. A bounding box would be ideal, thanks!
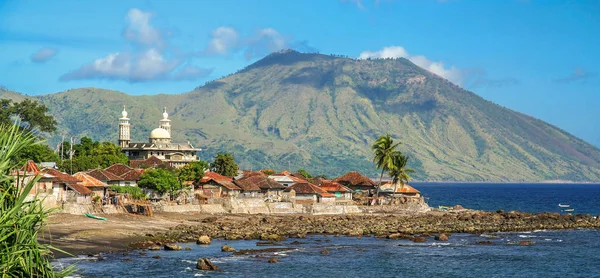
[196,171,241,198]
[284,182,336,204]
[73,172,108,198]
[332,171,377,193]
[318,180,353,203]
[379,181,421,197]
[10,160,55,198]
[104,163,142,186]
[42,168,92,204]
[268,170,307,187]
[86,169,124,186]
[234,172,285,200]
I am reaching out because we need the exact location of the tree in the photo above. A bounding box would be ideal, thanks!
[178,161,209,186]
[388,153,415,196]
[57,137,128,173]
[0,123,74,276]
[138,168,180,200]
[0,99,57,133]
[296,169,313,179]
[11,143,59,166]
[372,134,401,200]
[211,152,239,177]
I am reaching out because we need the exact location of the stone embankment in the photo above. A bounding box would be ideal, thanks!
[131,210,600,249]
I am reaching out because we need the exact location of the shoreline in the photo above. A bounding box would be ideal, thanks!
[45,210,600,260]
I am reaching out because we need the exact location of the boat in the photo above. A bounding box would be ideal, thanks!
[558,204,570,208]
[563,209,575,212]
[84,213,107,221]
[438,206,452,211]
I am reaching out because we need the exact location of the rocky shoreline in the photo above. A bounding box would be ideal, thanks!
[130,210,600,249]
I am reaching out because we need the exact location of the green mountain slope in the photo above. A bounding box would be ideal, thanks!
[2,50,600,181]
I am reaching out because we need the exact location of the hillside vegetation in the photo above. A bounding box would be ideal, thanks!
[2,50,600,181]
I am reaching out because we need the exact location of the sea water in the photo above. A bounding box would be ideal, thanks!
[58,183,600,277]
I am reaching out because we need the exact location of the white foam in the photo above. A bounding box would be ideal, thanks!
[518,235,537,238]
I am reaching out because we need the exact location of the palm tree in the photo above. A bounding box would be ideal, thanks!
[372,134,401,202]
[388,153,415,198]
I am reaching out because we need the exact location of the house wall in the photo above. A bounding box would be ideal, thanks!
[115,180,137,187]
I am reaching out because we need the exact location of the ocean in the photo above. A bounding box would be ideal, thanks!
[57,183,600,277]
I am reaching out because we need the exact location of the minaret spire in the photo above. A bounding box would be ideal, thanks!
[159,107,171,142]
[118,105,130,148]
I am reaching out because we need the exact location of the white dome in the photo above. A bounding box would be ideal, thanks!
[121,105,128,118]
[149,128,170,139]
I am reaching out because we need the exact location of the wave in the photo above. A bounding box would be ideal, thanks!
[518,235,537,238]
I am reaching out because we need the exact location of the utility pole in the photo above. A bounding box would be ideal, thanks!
[61,135,64,161]
[69,137,74,174]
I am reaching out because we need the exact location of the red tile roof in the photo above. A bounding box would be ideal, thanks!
[199,172,240,191]
[42,168,82,184]
[67,183,92,195]
[235,175,285,191]
[332,172,376,187]
[22,160,41,174]
[130,156,168,169]
[73,172,107,188]
[284,182,329,195]
[87,169,123,182]
[105,164,142,181]
[319,180,352,192]
[105,163,134,176]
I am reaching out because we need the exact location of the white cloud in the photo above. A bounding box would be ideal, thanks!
[172,65,214,81]
[122,8,164,48]
[60,49,181,82]
[204,27,239,55]
[358,46,463,85]
[245,28,291,59]
[31,48,58,63]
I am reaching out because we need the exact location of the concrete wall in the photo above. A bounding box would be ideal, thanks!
[311,204,363,215]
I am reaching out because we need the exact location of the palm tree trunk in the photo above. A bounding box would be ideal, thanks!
[376,168,385,205]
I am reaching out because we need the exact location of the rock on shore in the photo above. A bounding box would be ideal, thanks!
[131,211,600,249]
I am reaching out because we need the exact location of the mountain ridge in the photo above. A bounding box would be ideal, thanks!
[2,50,600,181]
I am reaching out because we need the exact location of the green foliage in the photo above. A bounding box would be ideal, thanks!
[388,153,415,189]
[0,98,57,133]
[138,168,180,196]
[262,169,275,175]
[109,185,147,200]
[296,169,313,179]
[372,134,402,197]
[178,161,209,185]
[11,143,59,166]
[0,123,74,277]
[211,152,239,177]
[57,137,128,173]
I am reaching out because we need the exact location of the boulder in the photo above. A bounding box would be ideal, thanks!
[476,241,493,245]
[268,257,279,263]
[221,245,236,252]
[185,247,192,251]
[388,233,412,240]
[519,240,534,246]
[412,236,427,243]
[196,258,219,271]
[152,255,161,259]
[148,245,161,251]
[320,249,330,255]
[453,204,465,210]
[435,233,449,241]
[197,235,211,245]
[164,243,182,251]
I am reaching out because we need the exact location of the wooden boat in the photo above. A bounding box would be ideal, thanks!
[84,213,107,221]
[558,204,570,208]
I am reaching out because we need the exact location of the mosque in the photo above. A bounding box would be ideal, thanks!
[117,106,201,168]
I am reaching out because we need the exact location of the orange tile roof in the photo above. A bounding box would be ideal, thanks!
[381,182,420,194]
[332,171,376,187]
[73,172,107,188]
[130,156,168,169]
[105,163,134,176]
[42,168,82,184]
[319,180,352,192]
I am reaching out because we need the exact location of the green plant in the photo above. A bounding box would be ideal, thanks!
[372,134,401,199]
[0,123,74,277]
[108,185,147,200]
[211,152,239,177]
[137,168,179,199]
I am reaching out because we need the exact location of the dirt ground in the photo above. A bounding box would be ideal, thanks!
[42,212,210,258]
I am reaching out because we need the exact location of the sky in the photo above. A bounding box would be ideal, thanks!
[0,0,599,146]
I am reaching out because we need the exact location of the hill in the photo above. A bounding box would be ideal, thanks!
[2,50,600,181]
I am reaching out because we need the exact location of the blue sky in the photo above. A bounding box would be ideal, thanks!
[0,0,599,146]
